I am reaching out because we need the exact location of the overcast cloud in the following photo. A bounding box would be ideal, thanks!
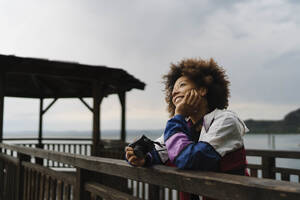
[1,0,300,133]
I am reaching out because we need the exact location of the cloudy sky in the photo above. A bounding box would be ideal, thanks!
[1,0,300,134]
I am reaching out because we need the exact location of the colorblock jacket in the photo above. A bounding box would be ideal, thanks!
[146,108,249,175]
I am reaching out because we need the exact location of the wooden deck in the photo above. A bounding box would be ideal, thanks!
[0,141,300,200]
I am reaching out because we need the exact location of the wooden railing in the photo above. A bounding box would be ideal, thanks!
[3,138,300,181]
[0,143,300,200]
[3,138,92,168]
[246,149,300,182]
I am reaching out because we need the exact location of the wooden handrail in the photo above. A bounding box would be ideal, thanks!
[0,143,299,200]
[2,137,92,141]
[246,149,300,159]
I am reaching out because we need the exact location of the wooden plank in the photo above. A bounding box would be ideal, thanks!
[0,159,4,200]
[92,81,103,156]
[2,137,91,141]
[44,175,50,200]
[0,153,19,165]
[0,71,5,144]
[90,193,97,200]
[34,172,40,200]
[74,167,90,200]
[281,172,290,181]
[250,169,258,178]
[136,181,140,198]
[262,156,275,179]
[31,170,36,200]
[27,168,31,200]
[141,182,144,200]
[63,184,71,200]
[50,178,57,200]
[247,164,262,170]
[168,188,172,200]
[23,168,28,200]
[85,182,140,200]
[39,174,45,200]
[22,162,75,185]
[274,167,300,176]
[149,184,160,200]
[118,91,126,142]
[57,180,63,200]
[246,149,300,159]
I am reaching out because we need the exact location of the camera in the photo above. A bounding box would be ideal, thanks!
[128,135,162,159]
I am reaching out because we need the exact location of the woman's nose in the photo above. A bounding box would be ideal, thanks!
[172,89,179,97]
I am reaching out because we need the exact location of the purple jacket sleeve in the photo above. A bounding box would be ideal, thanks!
[164,115,221,170]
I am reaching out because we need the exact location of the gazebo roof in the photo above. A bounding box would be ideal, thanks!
[0,54,145,98]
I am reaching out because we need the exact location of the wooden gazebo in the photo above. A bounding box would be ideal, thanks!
[0,54,145,157]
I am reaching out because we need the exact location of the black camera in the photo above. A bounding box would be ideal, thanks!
[129,135,162,159]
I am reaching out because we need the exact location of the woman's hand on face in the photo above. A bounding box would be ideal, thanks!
[125,146,145,167]
[174,89,202,117]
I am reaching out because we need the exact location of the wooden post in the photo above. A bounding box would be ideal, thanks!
[262,156,275,179]
[92,81,103,156]
[118,91,126,142]
[36,98,44,165]
[75,168,91,200]
[17,153,31,200]
[149,184,160,200]
[0,158,4,200]
[0,71,5,144]
[38,98,43,147]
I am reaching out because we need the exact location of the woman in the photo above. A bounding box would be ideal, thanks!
[126,58,249,199]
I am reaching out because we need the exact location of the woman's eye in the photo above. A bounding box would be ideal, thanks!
[180,83,186,87]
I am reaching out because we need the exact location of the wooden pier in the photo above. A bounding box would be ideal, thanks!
[0,139,300,200]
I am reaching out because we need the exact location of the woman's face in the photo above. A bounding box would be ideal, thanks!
[172,76,197,107]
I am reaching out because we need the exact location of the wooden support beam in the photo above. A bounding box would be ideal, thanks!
[92,81,103,156]
[118,91,126,142]
[42,98,58,115]
[0,71,5,143]
[36,98,44,165]
[79,98,93,112]
[17,153,31,200]
[262,156,276,179]
[38,98,44,146]
[85,182,140,200]
[75,168,91,200]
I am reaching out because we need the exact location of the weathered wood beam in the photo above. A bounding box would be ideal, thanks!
[38,98,44,146]
[92,81,103,156]
[118,91,126,142]
[85,182,140,200]
[36,98,44,165]
[246,149,300,159]
[79,98,93,112]
[22,162,75,185]
[31,75,42,93]
[0,71,5,143]
[42,98,58,115]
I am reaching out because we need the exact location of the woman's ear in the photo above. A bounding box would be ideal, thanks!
[199,87,207,97]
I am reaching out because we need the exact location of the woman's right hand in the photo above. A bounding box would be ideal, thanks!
[175,89,201,117]
[125,146,145,167]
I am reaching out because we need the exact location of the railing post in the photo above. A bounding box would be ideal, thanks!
[149,184,161,200]
[262,156,275,179]
[75,167,91,200]
[35,143,44,166]
[0,157,4,200]
[16,153,31,200]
